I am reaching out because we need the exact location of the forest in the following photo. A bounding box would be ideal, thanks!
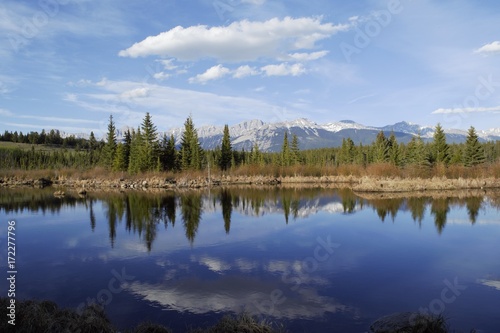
[1,113,499,178]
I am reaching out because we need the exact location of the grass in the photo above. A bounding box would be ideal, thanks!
[0,141,75,152]
[0,297,281,333]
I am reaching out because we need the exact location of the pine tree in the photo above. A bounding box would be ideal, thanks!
[388,133,401,166]
[219,124,232,171]
[290,134,300,165]
[432,123,450,165]
[128,128,142,174]
[103,115,117,168]
[463,126,485,167]
[373,131,389,163]
[406,134,429,166]
[140,112,159,171]
[281,131,291,167]
[181,116,203,170]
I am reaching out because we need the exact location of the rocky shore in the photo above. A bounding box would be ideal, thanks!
[1,174,499,193]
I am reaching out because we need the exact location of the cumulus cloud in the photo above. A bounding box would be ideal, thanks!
[261,63,306,77]
[285,51,329,61]
[432,106,500,114]
[153,72,171,81]
[120,87,150,99]
[474,41,500,55]
[119,17,347,62]
[233,65,259,78]
[189,64,231,84]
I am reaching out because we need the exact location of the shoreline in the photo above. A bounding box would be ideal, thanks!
[1,173,499,193]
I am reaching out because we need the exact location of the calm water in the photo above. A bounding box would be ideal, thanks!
[1,187,499,332]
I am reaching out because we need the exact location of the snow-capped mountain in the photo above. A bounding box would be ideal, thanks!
[159,118,499,152]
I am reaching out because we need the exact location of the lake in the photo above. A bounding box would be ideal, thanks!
[1,187,499,332]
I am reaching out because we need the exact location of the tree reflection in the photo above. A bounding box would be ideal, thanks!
[181,192,203,244]
[465,196,483,224]
[431,198,450,234]
[220,189,232,234]
[407,197,427,226]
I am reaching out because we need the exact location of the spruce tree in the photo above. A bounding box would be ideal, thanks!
[181,116,203,170]
[140,112,159,171]
[103,115,117,168]
[219,124,232,171]
[463,126,485,166]
[291,134,300,165]
[281,131,291,167]
[432,123,450,165]
[373,131,389,163]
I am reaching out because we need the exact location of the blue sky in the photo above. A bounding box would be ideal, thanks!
[1,0,499,137]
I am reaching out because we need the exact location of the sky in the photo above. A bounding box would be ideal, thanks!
[0,0,499,137]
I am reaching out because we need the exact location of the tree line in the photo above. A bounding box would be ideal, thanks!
[1,113,499,172]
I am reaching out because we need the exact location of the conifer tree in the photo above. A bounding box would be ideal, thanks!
[373,131,389,163]
[103,115,117,168]
[181,116,203,170]
[388,133,401,166]
[219,124,232,171]
[281,131,291,167]
[140,112,159,171]
[432,123,450,165]
[463,126,485,166]
[291,134,300,165]
[128,128,142,174]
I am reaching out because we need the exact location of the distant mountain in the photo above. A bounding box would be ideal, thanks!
[158,118,500,152]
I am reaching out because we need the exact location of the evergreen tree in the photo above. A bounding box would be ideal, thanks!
[388,133,401,166]
[406,134,429,166]
[432,123,450,165]
[290,134,300,165]
[140,112,159,171]
[250,143,263,165]
[219,124,232,171]
[112,143,127,171]
[181,116,203,170]
[281,131,291,167]
[463,126,485,166]
[103,115,117,168]
[373,131,389,163]
[339,138,355,164]
[128,128,142,174]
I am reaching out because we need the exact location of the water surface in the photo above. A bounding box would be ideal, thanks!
[1,187,499,332]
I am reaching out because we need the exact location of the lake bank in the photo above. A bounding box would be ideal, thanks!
[1,172,499,192]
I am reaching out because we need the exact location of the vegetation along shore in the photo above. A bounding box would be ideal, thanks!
[0,113,498,192]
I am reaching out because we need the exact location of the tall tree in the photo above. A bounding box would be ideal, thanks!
[180,116,203,170]
[432,123,450,165]
[219,124,232,171]
[140,112,159,171]
[463,126,485,167]
[290,134,300,165]
[373,131,389,163]
[103,115,117,168]
[281,131,291,167]
[128,128,142,174]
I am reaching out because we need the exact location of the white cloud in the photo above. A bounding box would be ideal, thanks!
[241,0,266,4]
[261,63,306,77]
[153,72,171,81]
[119,17,347,62]
[189,64,231,84]
[157,59,178,70]
[0,108,14,116]
[233,65,259,78]
[432,106,500,114]
[120,87,150,99]
[474,41,500,55]
[285,51,329,61]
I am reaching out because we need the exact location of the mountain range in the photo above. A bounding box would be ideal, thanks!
[156,118,500,152]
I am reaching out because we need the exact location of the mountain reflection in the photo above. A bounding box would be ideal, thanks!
[1,187,498,249]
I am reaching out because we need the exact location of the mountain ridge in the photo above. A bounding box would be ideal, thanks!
[158,118,500,152]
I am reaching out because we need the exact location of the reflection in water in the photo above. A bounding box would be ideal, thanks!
[0,187,499,332]
[0,187,497,250]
